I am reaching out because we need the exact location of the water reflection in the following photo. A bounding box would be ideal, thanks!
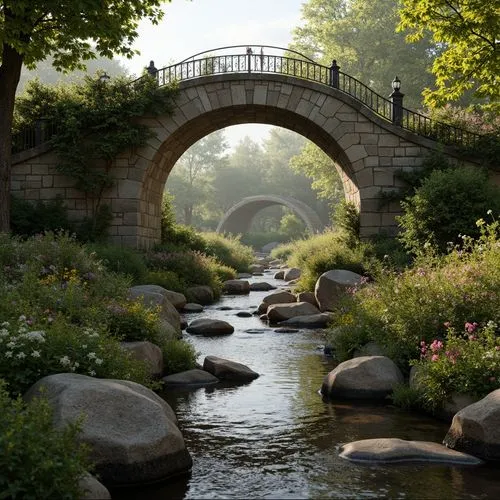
[114,272,500,499]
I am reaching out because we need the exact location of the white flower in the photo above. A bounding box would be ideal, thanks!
[6,341,16,348]
[87,352,96,360]
[16,352,26,359]
[24,331,46,342]
[4,351,13,358]
[88,370,96,376]
[95,358,103,365]
[73,362,79,368]
[81,344,87,349]
[18,315,26,322]
[1,321,10,328]
[59,355,71,367]
[0,328,9,337]
[31,350,41,358]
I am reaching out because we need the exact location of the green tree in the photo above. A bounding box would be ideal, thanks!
[291,0,437,107]
[0,0,167,232]
[398,0,500,110]
[166,130,229,226]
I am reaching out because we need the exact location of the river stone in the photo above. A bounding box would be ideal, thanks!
[296,291,318,308]
[128,286,181,335]
[236,311,253,317]
[278,312,333,328]
[203,355,259,381]
[23,374,192,486]
[274,327,299,333]
[162,369,219,387]
[314,269,363,312]
[257,290,296,314]
[223,279,250,294]
[249,282,277,291]
[273,270,285,280]
[321,356,404,400]
[186,318,234,336]
[186,285,214,305]
[131,286,186,311]
[249,264,266,273]
[443,389,500,460]
[339,438,482,465]
[79,473,111,499]
[237,273,253,279]
[120,341,163,378]
[267,302,320,323]
[283,267,301,281]
[183,303,204,313]
[268,258,282,267]
[244,328,270,334]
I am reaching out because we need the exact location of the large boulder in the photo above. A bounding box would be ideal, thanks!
[273,270,285,280]
[223,280,250,294]
[339,438,482,465]
[321,356,404,400]
[131,286,187,311]
[267,302,320,324]
[128,286,181,336]
[296,291,318,308]
[186,286,215,305]
[79,473,112,499]
[277,312,333,328]
[186,318,234,336]
[120,341,164,377]
[443,389,500,460]
[257,290,297,314]
[249,282,277,292]
[23,374,192,486]
[249,264,266,273]
[203,356,259,382]
[283,267,301,281]
[314,269,363,312]
[182,303,204,313]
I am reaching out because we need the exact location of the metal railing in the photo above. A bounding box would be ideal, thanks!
[12,45,482,153]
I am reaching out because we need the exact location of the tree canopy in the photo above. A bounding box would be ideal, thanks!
[398,0,500,111]
[0,0,168,231]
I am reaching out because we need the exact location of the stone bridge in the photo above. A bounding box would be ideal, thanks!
[11,46,482,248]
[216,195,325,235]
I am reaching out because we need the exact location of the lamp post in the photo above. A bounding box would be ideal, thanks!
[330,60,340,88]
[99,71,111,84]
[246,47,253,74]
[390,76,404,127]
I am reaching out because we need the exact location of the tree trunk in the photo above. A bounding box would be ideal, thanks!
[184,205,193,226]
[0,43,24,233]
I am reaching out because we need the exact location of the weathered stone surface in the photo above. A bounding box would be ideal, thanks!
[274,327,299,333]
[162,369,219,387]
[183,303,204,312]
[120,341,164,377]
[283,267,301,281]
[314,269,364,312]
[186,285,214,305]
[321,356,404,399]
[131,286,186,311]
[296,291,318,308]
[444,389,500,460]
[237,273,253,279]
[186,318,234,336]
[273,270,285,280]
[23,374,192,486]
[353,341,385,358]
[236,311,253,317]
[267,301,320,323]
[223,279,250,294]
[339,438,482,465]
[257,290,297,314]
[249,282,277,291]
[249,264,266,273]
[269,259,282,267]
[203,355,259,381]
[278,312,333,328]
[79,473,112,499]
[128,286,181,335]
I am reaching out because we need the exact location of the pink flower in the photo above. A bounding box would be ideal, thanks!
[430,340,444,352]
[431,354,439,362]
[444,321,451,329]
[465,322,478,333]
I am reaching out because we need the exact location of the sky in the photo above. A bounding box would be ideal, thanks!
[117,0,306,149]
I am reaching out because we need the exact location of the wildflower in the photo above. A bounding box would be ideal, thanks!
[465,322,478,334]
[16,352,26,359]
[4,351,13,358]
[18,315,26,322]
[443,321,451,329]
[87,352,96,360]
[89,370,96,376]
[31,350,41,358]
[431,354,439,362]
[430,340,443,353]
[59,356,71,367]
[95,358,103,365]
[487,209,493,216]
[24,331,46,342]
[1,322,9,328]
[6,341,16,348]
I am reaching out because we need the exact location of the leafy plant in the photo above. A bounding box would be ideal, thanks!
[201,232,254,272]
[0,381,90,500]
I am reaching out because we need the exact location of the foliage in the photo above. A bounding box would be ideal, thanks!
[145,270,186,293]
[201,232,254,272]
[278,213,308,240]
[0,316,150,397]
[74,204,114,243]
[333,200,360,244]
[240,232,289,251]
[398,0,499,110]
[86,243,147,285]
[413,321,500,411]
[10,196,71,237]
[291,0,437,107]
[327,218,500,371]
[0,381,90,500]
[160,220,206,252]
[161,339,197,376]
[397,166,500,254]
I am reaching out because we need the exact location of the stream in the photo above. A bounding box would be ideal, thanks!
[116,271,500,499]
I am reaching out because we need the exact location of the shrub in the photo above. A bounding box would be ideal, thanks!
[161,223,206,252]
[74,204,114,243]
[146,270,186,293]
[0,381,90,500]
[398,166,500,254]
[162,339,197,375]
[241,232,289,251]
[0,316,150,397]
[86,243,147,284]
[201,232,254,272]
[333,200,360,244]
[413,321,500,411]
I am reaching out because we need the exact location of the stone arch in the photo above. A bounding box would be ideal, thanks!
[216,195,325,235]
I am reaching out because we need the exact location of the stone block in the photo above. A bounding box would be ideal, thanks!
[345,144,368,163]
[355,122,373,133]
[378,134,400,147]
[118,180,141,198]
[356,168,374,188]
[319,98,343,117]
[374,168,395,186]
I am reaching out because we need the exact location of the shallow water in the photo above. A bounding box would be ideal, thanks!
[115,272,500,500]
